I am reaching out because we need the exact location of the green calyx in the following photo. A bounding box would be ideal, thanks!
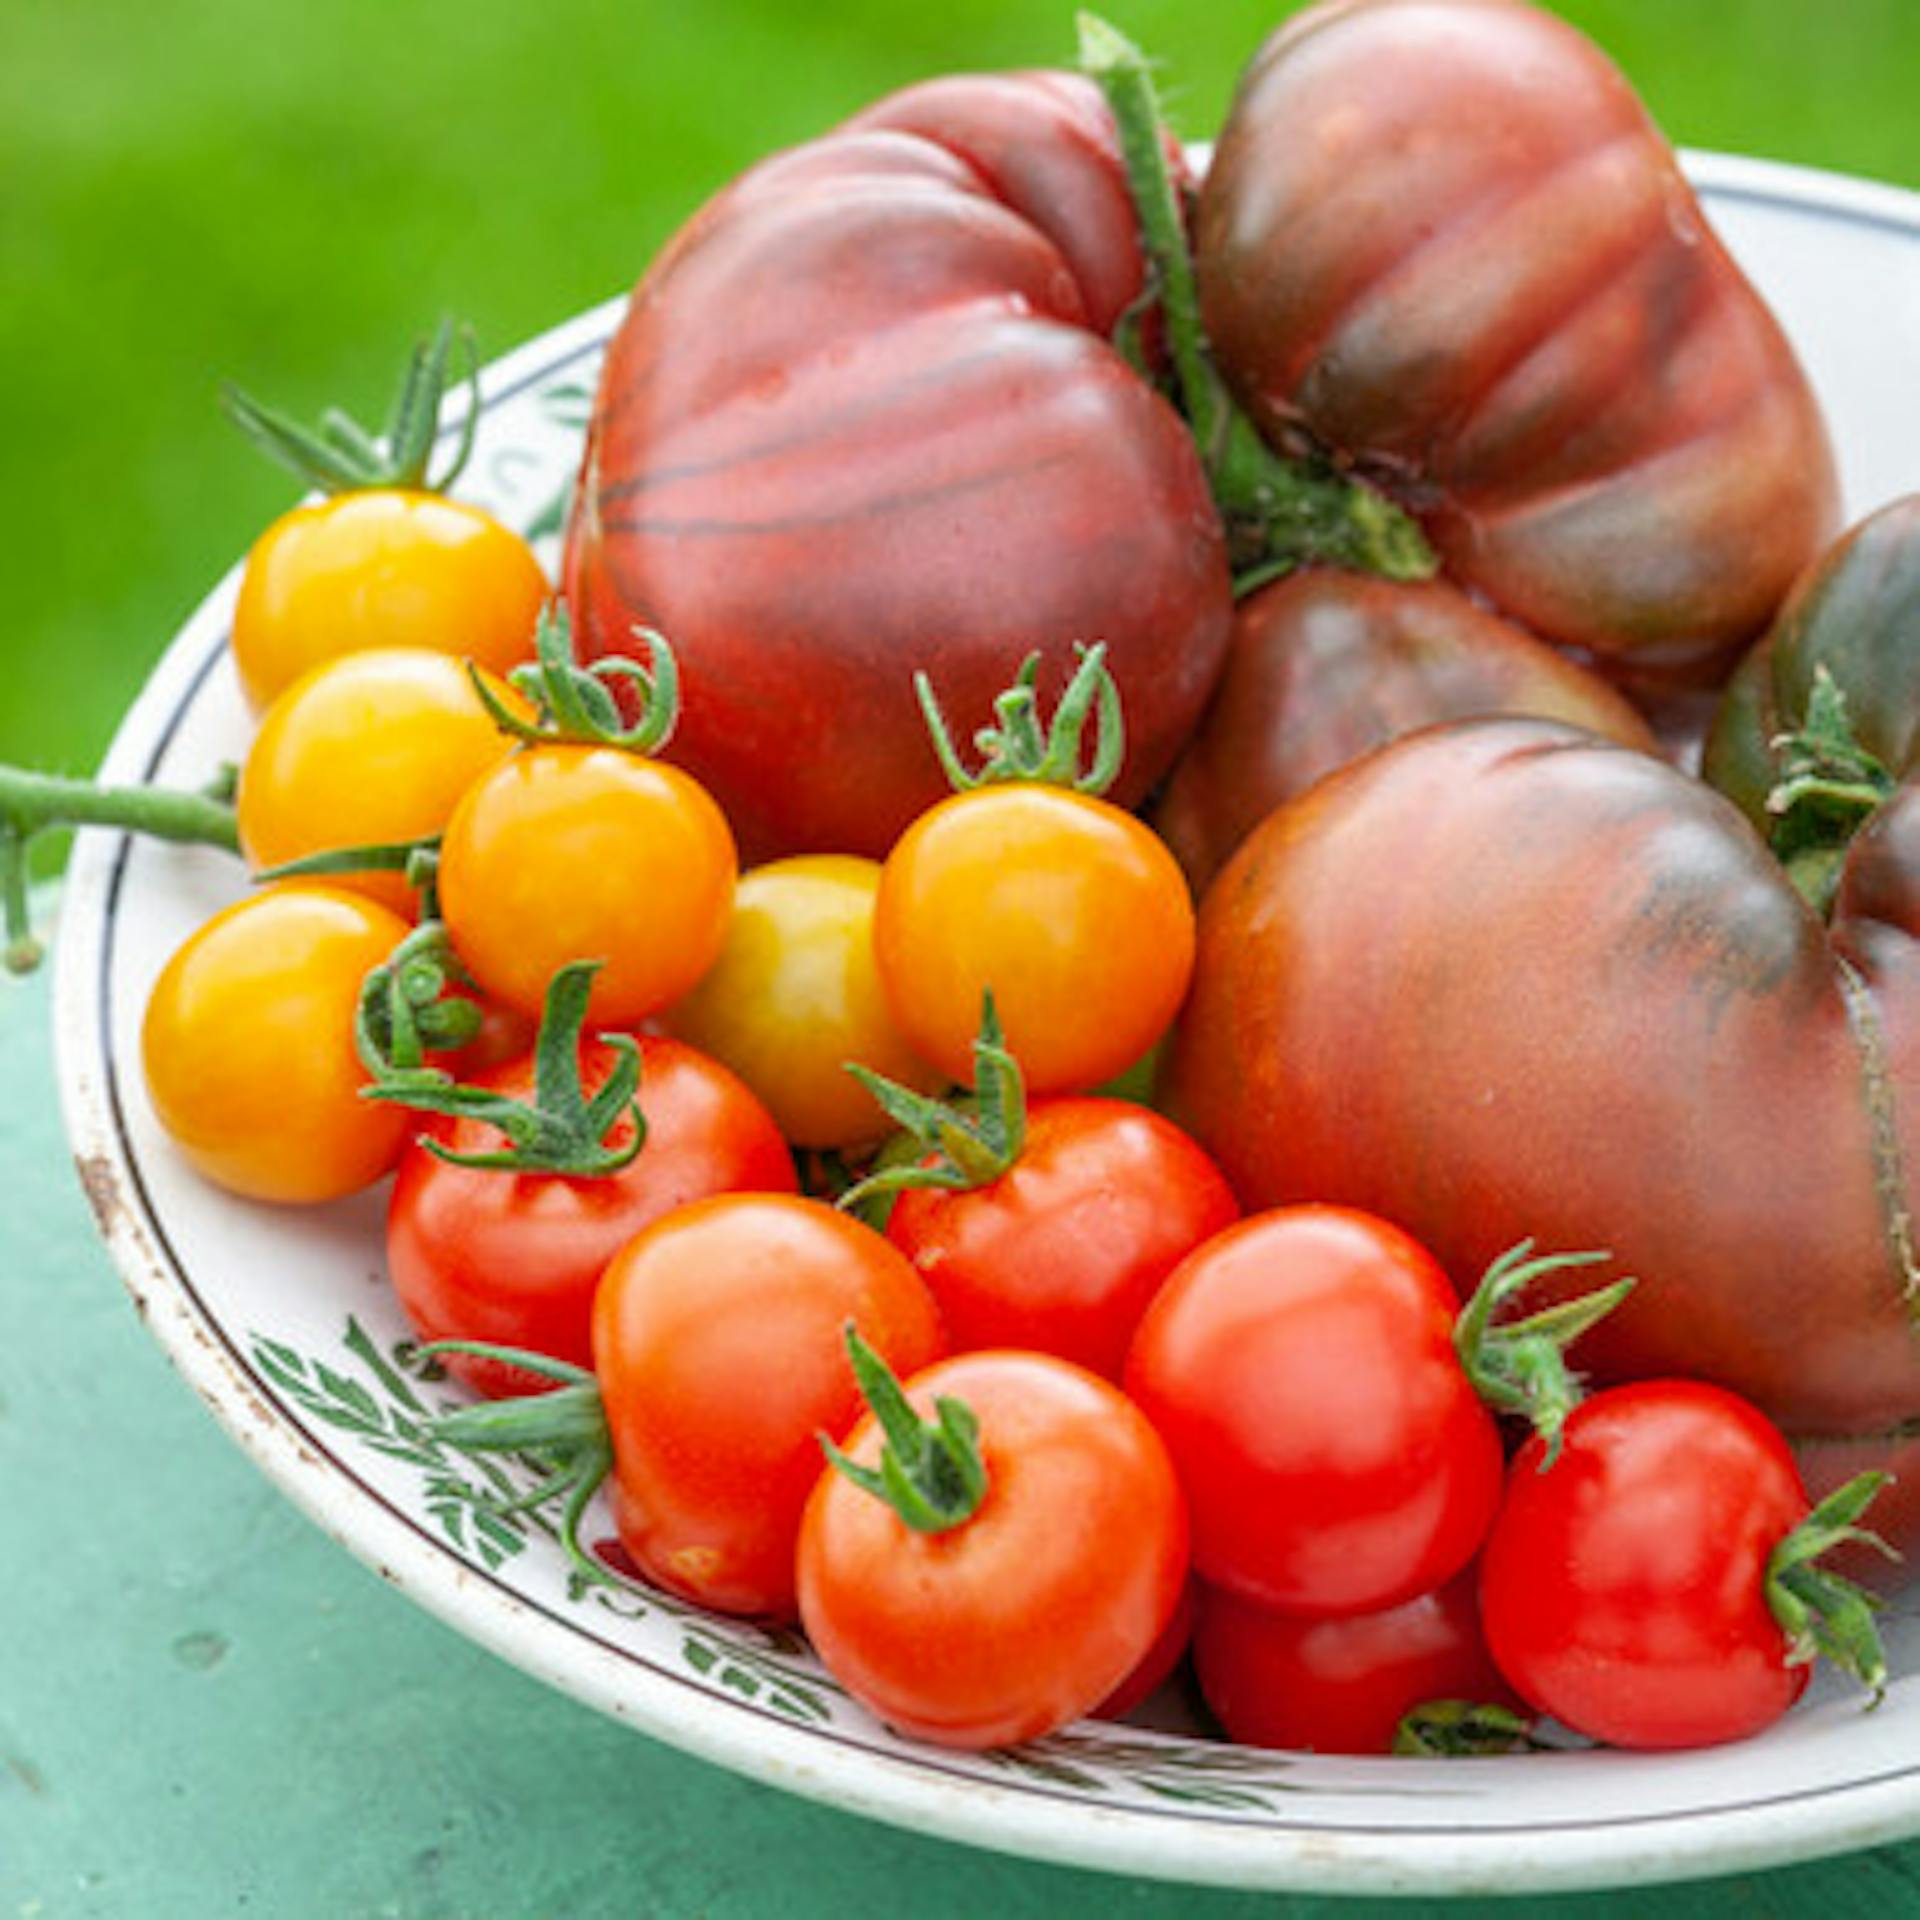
[0,761,241,975]
[352,919,482,1072]
[1391,1701,1539,1758]
[360,955,646,1177]
[420,1343,617,1593]
[839,992,1026,1209]
[1454,1241,1635,1465]
[1767,1469,1895,1700]
[1075,13,1435,591]
[1765,667,1896,916]
[221,315,481,497]
[918,643,1123,795]
[820,1326,988,1535]
[472,603,680,755]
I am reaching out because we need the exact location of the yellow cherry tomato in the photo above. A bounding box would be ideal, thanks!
[237,648,527,917]
[437,745,737,1028]
[665,855,946,1150]
[231,490,547,713]
[142,886,413,1204]
[873,785,1195,1096]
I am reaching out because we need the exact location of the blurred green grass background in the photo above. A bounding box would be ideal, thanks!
[5,0,1918,787]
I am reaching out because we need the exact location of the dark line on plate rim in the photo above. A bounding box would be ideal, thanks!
[89,208,1920,1850]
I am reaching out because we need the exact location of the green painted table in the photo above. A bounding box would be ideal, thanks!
[7,918,1920,1919]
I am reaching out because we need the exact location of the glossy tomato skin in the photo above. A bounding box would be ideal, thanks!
[663,855,943,1151]
[797,1350,1189,1748]
[1124,1206,1503,1618]
[884,1097,1239,1379]
[1161,716,1920,1450]
[1478,1382,1811,1749]
[142,885,413,1204]
[232,490,546,713]
[1197,0,1836,688]
[1153,568,1658,896]
[387,1034,796,1399]
[874,784,1195,1094]
[592,1193,945,1619]
[563,73,1231,861]
[237,648,523,917]
[437,744,737,1028]
[1193,1568,1515,1756]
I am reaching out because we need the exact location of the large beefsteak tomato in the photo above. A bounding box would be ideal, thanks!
[564,72,1233,861]
[1196,0,1838,690]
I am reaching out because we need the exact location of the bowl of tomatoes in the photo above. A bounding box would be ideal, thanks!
[48,5,1920,1898]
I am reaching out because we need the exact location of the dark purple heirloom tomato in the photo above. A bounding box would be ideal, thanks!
[564,73,1232,861]
[1196,0,1838,691]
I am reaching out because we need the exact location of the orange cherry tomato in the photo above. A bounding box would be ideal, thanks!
[591,1193,946,1619]
[664,854,944,1150]
[231,490,547,713]
[873,784,1195,1094]
[236,648,526,917]
[141,885,412,1204]
[797,1349,1190,1747]
[437,744,738,1028]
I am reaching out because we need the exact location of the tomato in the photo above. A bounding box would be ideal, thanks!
[1479,1383,1849,1749]
[1095,1582,1194,1721]
[437,743,737,1028]
[1192,1570,1516,1756]
[883,1096,1238,1380]
[797,1348,1189,1747]
[562,72,1232,861]
[232,490,547,713]
[1123,1206,1504,1618]
[237,648,525,916]
[1153,569,1658,896]
[141,884,413,1204]
[1196,0,1836,689]
[591,1193,945,1618]
[663,855,942,1151]
[387,1033,797,1399]
[1160,708,1920,1495]
[874,784,1194,1094]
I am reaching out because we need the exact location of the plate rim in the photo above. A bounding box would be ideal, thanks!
[50,149,1920,1898]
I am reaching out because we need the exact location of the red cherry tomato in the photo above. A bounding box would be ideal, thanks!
[1193,1569,1516,1756]
[387,1034,796,1398]
[797,1350,1189,1748]
[884,1097,1238,1379]
[1124,1205,1504,1617]
[592,1194,945,1619]
[1479,1381,1829,1750]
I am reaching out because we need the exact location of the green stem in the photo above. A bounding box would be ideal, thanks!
[420,1341,617,1593]
[1767,1469,1894,1699]
[1077,13,1436,587]
[0,764,241,974]
[838,991,1026,1210]
[1455,1241,1634,1464]
[819,1326,987,1534]
[360,956,646,1177]
[916,643,1122,795]
[1392,1701,1539,1758]
[1765,667,1895,916]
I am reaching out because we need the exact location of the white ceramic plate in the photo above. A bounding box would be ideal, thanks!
[53,153,1920,1899]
